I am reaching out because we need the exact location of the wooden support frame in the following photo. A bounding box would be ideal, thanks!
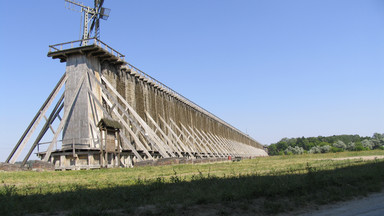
[168,119,201,158]
[88,72,156,157]
[145,112,183,157]
[205,132,228,155]
[219,136,241,157]
[207,132,233,156]
[200,130,228,157]
[98,86,169,158]
[87,77,102,149]
[94,73,174,158]
[98,91,154,159]
[8,51,267,168]
[210,134,237,157]
[158,116,196,159]
[6,73,67,164]
[181,123,212,157]
[195,128,225,157]
[188,126,218,158]
[87,86,148,160]
[192,127,222,157]
[22,96,64,166]
[178,122,209,157]
[43,73,87,162]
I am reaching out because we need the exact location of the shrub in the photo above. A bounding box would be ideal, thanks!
[309,146,321,154]
[355,142,364,151]
[309,145,331,154]
[371,133,384,149]
[346,142,356,151]
[362,139,374,150]
[319,142,330,146]
[284,146,304,155]
[333,140,346,150]
[284,148,291,155]
[321,145,331,153]
[331,147,344,153]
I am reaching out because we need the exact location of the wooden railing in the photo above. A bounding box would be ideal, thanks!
[48,38,125,61]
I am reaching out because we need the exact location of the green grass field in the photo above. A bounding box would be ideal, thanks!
[1,150,384,215]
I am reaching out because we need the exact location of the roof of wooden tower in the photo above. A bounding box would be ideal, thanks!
[97,118,122,130]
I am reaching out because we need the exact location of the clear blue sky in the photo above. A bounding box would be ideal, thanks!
[0,0,383,162]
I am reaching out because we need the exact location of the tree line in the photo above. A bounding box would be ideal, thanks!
[267,133,384,155]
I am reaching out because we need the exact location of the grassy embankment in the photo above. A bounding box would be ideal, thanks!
[1,150,384,215]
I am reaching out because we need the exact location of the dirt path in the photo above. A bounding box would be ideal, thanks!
[288,155,384,216]
[329,155,384,161]
[295,191,384,216]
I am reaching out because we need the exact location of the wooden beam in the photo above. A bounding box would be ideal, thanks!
[95,74,173,158]
[145,112,183,157]
[7,73,67,164]
[43,116,55,134]
[119,131,144,161]
[99,90,169,158]
[168,118,201,158]
[89,88,148,160]
[206,132,232,156]
[158,116,195,159]
[43,73,85,162]
[211,134,238,157]
[22,97,64,166]
[200,130,228,157]
[180,123,211,157]
[192,127,223,158]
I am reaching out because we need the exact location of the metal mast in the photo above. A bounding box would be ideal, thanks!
[65,0,110,45]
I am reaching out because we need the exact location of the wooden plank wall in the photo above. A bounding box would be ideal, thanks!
[100,62,264,151]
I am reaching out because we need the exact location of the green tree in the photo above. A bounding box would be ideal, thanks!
[276,140,288,151]
[372,133,384,149]
[285,146,304,155]
[355,141,364,151]
[346,142,356,151]
[319,141,330,146]
[333,140,346,150]
[267,144,278,155]
[362,139,374,150]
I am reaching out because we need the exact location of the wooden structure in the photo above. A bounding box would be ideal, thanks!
[5,38,267,170]
[98,118,122,168]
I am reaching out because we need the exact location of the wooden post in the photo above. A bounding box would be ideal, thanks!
[100,129,104,168]
[116,130,121,167]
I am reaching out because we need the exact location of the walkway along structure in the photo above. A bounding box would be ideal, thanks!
[5,1,267,170]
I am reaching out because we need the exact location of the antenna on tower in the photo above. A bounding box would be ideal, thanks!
[65,0,110,45]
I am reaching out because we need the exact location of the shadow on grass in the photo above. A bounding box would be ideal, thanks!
[1,160,384,216]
